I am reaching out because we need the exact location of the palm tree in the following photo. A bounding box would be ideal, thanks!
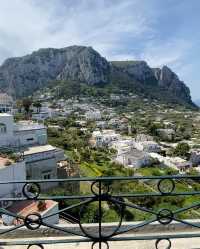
[33,101,42,113]
[22,98,32,119]
[16,100,23,113]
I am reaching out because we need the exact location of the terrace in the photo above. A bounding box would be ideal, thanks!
[1,175,200,248]
[14,121,46,132]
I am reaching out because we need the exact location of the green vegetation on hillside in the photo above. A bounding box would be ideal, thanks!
[46,116,200,222]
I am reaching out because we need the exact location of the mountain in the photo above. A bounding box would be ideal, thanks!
[0,45,195,107]
[0,46,110,98]
[152,66,191,103]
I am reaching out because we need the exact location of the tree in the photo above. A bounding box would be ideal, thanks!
[147,122,159,136]
[16,100,23,113]
[173,142,190,157]
[22,98,32,118]
[33,101,42,113]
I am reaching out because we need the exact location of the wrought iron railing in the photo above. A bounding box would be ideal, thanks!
[1,175,200,248]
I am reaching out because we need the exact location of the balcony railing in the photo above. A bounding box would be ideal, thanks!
[1,175,200,248]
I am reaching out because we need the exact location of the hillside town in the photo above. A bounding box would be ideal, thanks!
[0,91,200,226]
[1,0,200,247]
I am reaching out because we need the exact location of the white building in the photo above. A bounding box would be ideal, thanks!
[110,94,120,100]
[149,152,191,172]
[108,118,120,128]
[0,93,13,113]
[134,141,161,153]
[135,134,154,142]
[0,157,59,227]
[96,121,108,129]
[4,200,59,225]
[112,138,151,168]
[85,110,101,121]
[190,149,200,165]
[0,114,47,148]
[23,145,65,190]
[111,139,135,154]
[32,112,51,121]
[32,103,53,121]
[115,148,151,168]
[157,129,175,141]
[91,130,121,147]
[0,157,26,208]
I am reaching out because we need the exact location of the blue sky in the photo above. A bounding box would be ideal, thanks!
[0,0,199,99]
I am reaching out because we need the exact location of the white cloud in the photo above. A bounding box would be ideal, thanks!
[0,0,198,100]
[140,39,192,68]
[0,0,153,63]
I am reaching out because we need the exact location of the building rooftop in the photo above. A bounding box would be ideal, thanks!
[118,148,146,158]
[23,145,56,156]
[0,113,12,117]
[7,200,57,217]
[15,121,46,131]
[102,129,119,135]
[92,131,102,137]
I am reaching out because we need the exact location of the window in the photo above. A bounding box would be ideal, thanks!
[42,171,51,180]
[43,174,51,179]
[27,138,34,141]
[0,123,6,133]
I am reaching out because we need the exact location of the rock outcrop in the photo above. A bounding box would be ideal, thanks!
[0,46,110,97]
[152,66,192,103]
[111,61,156,84]
[0,45,194,107]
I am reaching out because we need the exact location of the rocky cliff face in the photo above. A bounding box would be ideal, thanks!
[111,61,157,84]
[57,46,110,84]
[0,46,110,97]
[0,45,194,106]
[152,66,192,103]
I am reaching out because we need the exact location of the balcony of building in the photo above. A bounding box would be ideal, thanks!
[0,175,200,248]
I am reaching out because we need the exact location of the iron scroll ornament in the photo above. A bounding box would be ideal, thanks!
[22,182,41,199]
[79,181,124,240]
[27,245,44,249]
[0,175,200,248]
[155,238,172,249]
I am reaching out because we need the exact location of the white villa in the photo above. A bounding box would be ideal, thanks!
[0,157,59,225]
[115,148,151,168]
[134,141,161,153]
[112,139,151,168]
[91,130,121,147]
[0,157,59,227]
[85,109,101,121]
[32,112,51,121]
[91,130,159,168]
[0,156,59,226]
[23,144,65,189]
[0,157,26,208]
[190,149,200,165]
[32,102,54,121]
[149,152,192,172]
[111,138,135,154]
[0,114,47,148]
[0,113,66,188]
[0,93,13,113]
[157,128,175,141]
[135,134,154,142]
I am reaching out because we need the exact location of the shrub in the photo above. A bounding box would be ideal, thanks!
[173,142,190,157]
